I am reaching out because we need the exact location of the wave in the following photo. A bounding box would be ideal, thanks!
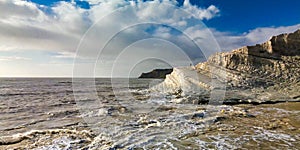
[0,129,94,149]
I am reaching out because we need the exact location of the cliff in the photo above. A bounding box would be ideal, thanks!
[153,29,300,104]
[138,69,173,79]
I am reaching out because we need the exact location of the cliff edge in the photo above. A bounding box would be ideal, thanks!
[153,29,300,104]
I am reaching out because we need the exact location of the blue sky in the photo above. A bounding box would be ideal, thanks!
[29,0,300,33]
[200,0,300,32]
[0,0,299,77]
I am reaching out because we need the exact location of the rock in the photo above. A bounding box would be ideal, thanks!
[214,116,226,123]
[153,29,300,105]
[138,69,173,79]
[192,112,205,119]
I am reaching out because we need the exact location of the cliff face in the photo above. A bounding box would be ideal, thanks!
[154,29,300,104]
[200,29,300,87]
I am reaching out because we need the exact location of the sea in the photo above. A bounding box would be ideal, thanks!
[0,78,299,150]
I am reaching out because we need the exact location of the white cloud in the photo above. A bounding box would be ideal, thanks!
[0,0,299,77]
[183,0,220,20]
[153,27,172,39]
[53,52,77,59]
[1,0,297,55]
[0,0,45,20]
[0,0,220,52]
[0,56,31,61]
[212,24,300,51]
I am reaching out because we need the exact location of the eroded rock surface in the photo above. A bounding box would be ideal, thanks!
[154,29,300,104]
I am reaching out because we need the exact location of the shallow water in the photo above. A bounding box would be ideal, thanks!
[0,78,299,149]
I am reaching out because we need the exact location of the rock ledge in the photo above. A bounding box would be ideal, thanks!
[154,29,300,104]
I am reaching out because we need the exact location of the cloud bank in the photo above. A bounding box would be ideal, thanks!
[0,0,299,77]
[0,0,220,52]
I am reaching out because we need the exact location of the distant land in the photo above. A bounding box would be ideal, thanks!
[138,69,173,79]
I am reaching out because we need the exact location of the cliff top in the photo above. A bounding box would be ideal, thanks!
[231,29,300,58]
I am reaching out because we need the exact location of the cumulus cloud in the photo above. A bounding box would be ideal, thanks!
[0,0,89,52]
[0,0,45,20]
[0,0,220,52]
[0,0,299,77]
[183,0,220,20]
[1,0,298,55]
[0,0,222,76]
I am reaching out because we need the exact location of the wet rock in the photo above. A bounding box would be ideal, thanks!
[192,112,205,119]
[156,105,176,111]
[214,116,227,123]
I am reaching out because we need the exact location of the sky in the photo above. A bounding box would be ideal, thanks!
[0,0,300,77]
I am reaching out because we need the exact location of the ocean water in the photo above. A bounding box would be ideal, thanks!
[0,78,299,149]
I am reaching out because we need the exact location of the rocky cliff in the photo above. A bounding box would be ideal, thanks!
[139,69,173,79]
[153,29,300,104]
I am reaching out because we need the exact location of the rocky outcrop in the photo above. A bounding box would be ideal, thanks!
[199,29,300,87]
[153,29,300,104]
[139,69,173,79]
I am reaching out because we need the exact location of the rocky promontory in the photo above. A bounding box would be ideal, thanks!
[153,29,300,104]
[139,69,173,79]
